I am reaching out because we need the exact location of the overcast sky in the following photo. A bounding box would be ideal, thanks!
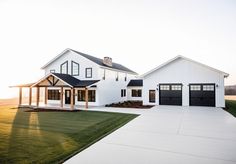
[0,0,235,98]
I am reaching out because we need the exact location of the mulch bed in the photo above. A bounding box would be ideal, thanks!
[105,101,154,109]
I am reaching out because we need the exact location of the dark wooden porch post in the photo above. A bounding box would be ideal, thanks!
[29,87,32,106]
[60,87,63,108]
[19,87,22,106]
[85,87,88,109]
[36,87,40,107]
[70,88,74,110]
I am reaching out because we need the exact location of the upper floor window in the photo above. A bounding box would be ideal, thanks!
[50,69,55,73]
[86,68,92,78]
[125,74,127,81]
[60,61,68,74]
[116,72,119,81]
[103,69,106,80]
[71,61,79,76]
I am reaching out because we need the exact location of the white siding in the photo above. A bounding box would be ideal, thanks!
[143,58,226,107]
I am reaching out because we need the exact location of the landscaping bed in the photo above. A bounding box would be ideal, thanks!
[225,100,236,117]
[105,101,154,108]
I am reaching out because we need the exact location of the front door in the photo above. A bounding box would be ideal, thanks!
[65,90,71,104]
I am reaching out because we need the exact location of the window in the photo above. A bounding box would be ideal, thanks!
[71,61,79,76]
[77,90,96,102]
[116,72,119,81]
[160,85,170,90]
[131,89,142,97]
[125,76,127,81]
[48,90,60,100]
[190,85,201,91]
[86,68,92,78]
[171,85,182,90]
[203,85,214,91]
[78,90,85,101]
[50,69,55,73]
[60,61,68,74]
[103,69,106,80]
[121,89,126,97]
[149,90,155,103]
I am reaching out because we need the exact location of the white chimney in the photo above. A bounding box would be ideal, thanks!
[103,57,112,67]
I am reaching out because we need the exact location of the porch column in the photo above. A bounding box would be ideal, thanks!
[70,88,74,110]
[29,87,32,106]
[36,87,40,107]
[85,87,88,109]
[60,87,63,108]
[44,87,48,105]
[19,87,22,106]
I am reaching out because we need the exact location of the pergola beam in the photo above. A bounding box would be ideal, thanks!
[36,87,40,107]
[19,87,22,106]
[29,87,32,106]
[70,88,74,110]
[85,88,88,109]
[60,87,63,108]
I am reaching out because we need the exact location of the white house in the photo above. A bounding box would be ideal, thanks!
[14,49,228,109]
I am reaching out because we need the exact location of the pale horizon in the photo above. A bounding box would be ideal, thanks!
[0,0,236,98]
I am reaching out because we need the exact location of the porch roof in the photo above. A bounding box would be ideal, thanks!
[127,79,143,87]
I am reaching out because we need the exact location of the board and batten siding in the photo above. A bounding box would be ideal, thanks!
[142,58,226,107]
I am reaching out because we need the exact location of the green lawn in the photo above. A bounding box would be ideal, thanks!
[0,106,138,163]
[225,100,236,117]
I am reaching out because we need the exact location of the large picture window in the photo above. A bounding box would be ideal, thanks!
[60,61,68,74]
[131,89,142,97]
[71,61,79,76]
[86,68,92,78]
[77,90,96,102]
[48,90,60,100]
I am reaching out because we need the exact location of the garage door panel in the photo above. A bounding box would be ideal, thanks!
[189,84,215,107]
[159,84,182,106]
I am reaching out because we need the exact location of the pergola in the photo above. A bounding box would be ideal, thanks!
[12,73,99,110]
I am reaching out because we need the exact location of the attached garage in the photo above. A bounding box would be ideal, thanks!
[159,84,182,105]
[189,84,215,107]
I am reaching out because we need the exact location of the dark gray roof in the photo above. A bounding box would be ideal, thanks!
[70,49,137,74]
[127,79,143,87]
[53,73,99,87]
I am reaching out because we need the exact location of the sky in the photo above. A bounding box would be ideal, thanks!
[0,0,235,98]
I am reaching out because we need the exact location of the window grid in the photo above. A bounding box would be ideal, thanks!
[131,89,142,97]
[48,90,60,100]
[86,68,92,78]
[203,85,214,91]
[190,85,201,91]
[72,61,79,76]
[160,85,170,90]
[77,90,96,102]
[171,85,182,90]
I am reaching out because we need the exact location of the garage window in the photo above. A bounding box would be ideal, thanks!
[190,85,201,91]
[160,85,170,90]
[203,85,214,91]
[171,85,182,90]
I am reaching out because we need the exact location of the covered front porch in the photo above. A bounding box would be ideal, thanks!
[12,73,99,110]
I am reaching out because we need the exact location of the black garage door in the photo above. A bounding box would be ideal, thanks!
[189,84,215,107]
[159,84,182,105]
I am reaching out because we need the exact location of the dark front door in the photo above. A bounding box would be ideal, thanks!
[65,90,71,104]
[189,84,215,107]
[159,84,182,106]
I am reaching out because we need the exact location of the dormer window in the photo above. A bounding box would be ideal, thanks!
[86,68,92,78]
[116,72,119,81]
[50,70,55,73]
[60,61,68,74]
[71,61,79,76]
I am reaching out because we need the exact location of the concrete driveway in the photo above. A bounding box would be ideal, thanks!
[65,106,236,164]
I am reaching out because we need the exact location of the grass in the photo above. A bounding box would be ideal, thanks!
[225,100,236,117]
[0,106,138,163]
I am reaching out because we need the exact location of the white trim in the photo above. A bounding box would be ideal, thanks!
[31,73,73,88]
[140,55,229,78]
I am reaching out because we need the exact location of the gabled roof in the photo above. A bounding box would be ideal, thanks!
[41,48,137,75]
[32,73,99,88]
[127,79,143,87]
[141,55,229,78]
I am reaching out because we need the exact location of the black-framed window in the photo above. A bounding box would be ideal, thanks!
[149,90,155,103]
[103,69,106,80]
[71,61,79,76]
[77,90,96,102]
[190,85,201,91]
[48,90,60,100]
[50,69,55,73]
[60,61,68,74]
[124,74,127,81]
[131,89,142,97]
[86,68,92,78]
[203,85,214,91]
[121,89,126,97]
[116,72,119,81]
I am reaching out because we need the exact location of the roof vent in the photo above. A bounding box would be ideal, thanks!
[103,57,112,67]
